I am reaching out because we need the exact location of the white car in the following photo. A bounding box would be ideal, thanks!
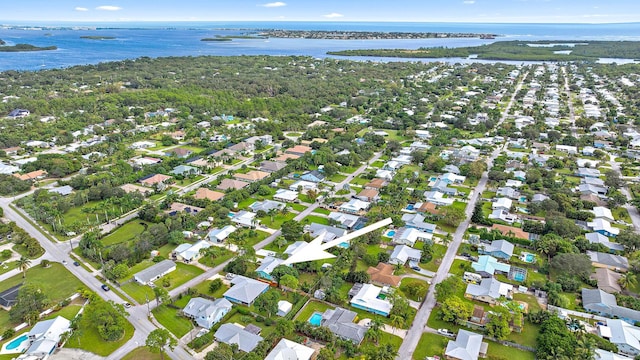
[437,329,455,337]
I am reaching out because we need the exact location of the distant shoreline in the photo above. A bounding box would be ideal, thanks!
[256,29,498,40]
[0,40,57,52]
[80,36,116,40]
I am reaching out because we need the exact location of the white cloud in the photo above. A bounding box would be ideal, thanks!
[323,12,344,18]
[96,5,122,11]
[463,0,476,4]
[75,7,89,11]
[260,2,286,7]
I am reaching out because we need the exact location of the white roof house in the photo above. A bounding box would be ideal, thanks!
[607,319,640,356]
[595,349,631,360]
[273,188,299,202]
[265,338,315,360]
[182,297,232,329]
[339,199,370,214]
[173,240,210,262]
[465,278,513,304]
[19,316,71,359]
[134,260,176,285]
[492,198,513,211]
[392,227,433,247]
[231,211,258,227]
[445,330,487,360]
[592,206,615,222]
[349,284,393,316]
[289,180,318,192]
[389,245,422,266]
[424,191,454,206]
[207,225,237,243]
[588,218,620,237]
[276,300,293,317]
[214,324,263,353]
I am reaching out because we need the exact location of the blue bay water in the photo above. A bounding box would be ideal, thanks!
[0,21,639,71]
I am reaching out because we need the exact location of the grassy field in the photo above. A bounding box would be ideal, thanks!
[302,215,330,225]
[399,278,430,302]
[67,315,135,356]
[487,341,536,360]
[122,347,166,360]
[259,212,296,229]
[420,244,447,272]
[152,305,194,338]
[289,203,307,212]
[295,300,333,322]
[43,304,82,321]
[413,332,448,360]
[101,220,150,246]
[327,174,348,182]
[121,263,204,304]
[313,208,331,215]
[198,248,235,268]
[0,263,83,304]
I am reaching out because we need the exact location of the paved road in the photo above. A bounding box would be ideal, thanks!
[608,155,640,232]
[396,71,528,360]
[562,66,578,138]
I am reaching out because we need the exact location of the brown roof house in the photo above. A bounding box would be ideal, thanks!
[139,174,172,189]
[364,178,387,190]
[195,188,225,202]
[366,263,401,287]
[234,170,270,183]
[13,170,47,181]
[356,189,379,203]
[285,145,312,157]
[217,178,249,191]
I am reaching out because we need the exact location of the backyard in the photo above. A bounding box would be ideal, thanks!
[120,262,204,304]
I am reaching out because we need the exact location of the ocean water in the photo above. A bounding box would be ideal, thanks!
[0,21,639,71]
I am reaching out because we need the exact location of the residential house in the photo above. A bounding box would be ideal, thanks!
[207,225,237,243]
[579,183,608,196]
[591,268,622,294]
[273,189,298,203]
[245,135,273,147]
[194,188,225,202]
[265,339,315,360]
[289,180,318,193]
[365,178,388,190]
[605,320,640,356]
[443,164,461,174]
[2,146,21,156]
[130,140,156,149]
[478,240,514,260]
[172,240,210,263]
[259,161,287,173]
[328,212,368,230]
[249,200,285,213]
[492,198,513,211]
[139,174,172,188]
[389,245,422,268]
[170,165,200,176]
[441,173,466,184]
[318,307,367,344]
[120,183,153,197]
[488,209,518,224]
[231,211,258,228]
[491,224,533,241]
[582,289,640,325]
[496,187,520,199]
[309,223,347,242]
[471,255,511,278]
[588,218,620,237]
[593,207,615,223]
[445,330,488,360]
[465,278,513,305]
[183,297,232,329]
[166,202,203,216]
[300,170,325,183]
[556,144,578,154]
[277,301,292,317]
[587,251,629,271]
[214,324,263,353]
[131,156,162,167]
[349,284,393,316]
[505,179,523,188]
[401,213,437,233]
[366,263,401,287]
[218,178,249,191]
[223,275,269,306]
[165,148,193,159]
[392,227,433,247]
[18,316,71,359]
[274,153,300,162]
[432,179,458,196]
[595,349,631,360]
[356,188,379,202]
[134,260,176,285]
[0,284,21,310]
[576,167,601,178]
[256,256,285,281]
[48,185,73,196]
[285,145,313,156]
[512,170,526,181]
[339,199,370,214]
[13,170,47,181]
[234,170,270,183]
[586,232,624,252]
[424,190,455,206]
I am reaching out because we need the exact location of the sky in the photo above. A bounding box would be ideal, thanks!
[1,0,639,24]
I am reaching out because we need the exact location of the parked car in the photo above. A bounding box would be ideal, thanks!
[438,329,455,337]
[101,284,110,291]
[73,261,80,266]
[123,302,132,308]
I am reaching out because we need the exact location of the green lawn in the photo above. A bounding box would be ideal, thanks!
[295,300,332,322]
[289,203,307,212]
[67,315,135,356]
[43,304,82,321]
[349,177,369,186]
[121,263,204,304]
[421,244,447,272]
[313,208,331,215]
[399,278,429,302]
[152,305,194,338]
[0,263,83,304]
[371,160,385,168]
[122,347,166,360]
[198,248,235,268]
[486,341,535,360]
[413,332,448,360]
[101,220,150,246]
[302,215,329,225]
[12,244,45,259]
[191,280,230,299]
[327,174,348,182]
[507,321,540,348]
[259,212,296,229]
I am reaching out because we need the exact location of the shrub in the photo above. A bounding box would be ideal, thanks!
[255,315,264,323]
[2,328,15,339]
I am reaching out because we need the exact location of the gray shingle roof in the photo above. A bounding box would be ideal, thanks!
[214,324,263,352]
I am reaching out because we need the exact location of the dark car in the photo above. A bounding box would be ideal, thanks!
[73,261,80,266]
[101,284,110,291]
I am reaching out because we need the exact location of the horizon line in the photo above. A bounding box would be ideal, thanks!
[1,20,639,25]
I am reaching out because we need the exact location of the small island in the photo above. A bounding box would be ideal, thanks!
[0,42,57,52]
[327,40,640,61]
[80,36,116,40]
[201,37,233,42]
[258,29,498,40]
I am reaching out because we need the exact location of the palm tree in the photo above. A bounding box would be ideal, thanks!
[390,314,404,334]
[17,256,31,278]
[366,317,383,344]
[267,208,278,223]
[619,272,637,290]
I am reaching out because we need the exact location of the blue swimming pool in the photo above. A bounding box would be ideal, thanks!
[309,312,322,326]
[386,230,396,237]
[514,273,525,282]
[525,254,535,263]
[6,334,28,350]
[338,242,350,249]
